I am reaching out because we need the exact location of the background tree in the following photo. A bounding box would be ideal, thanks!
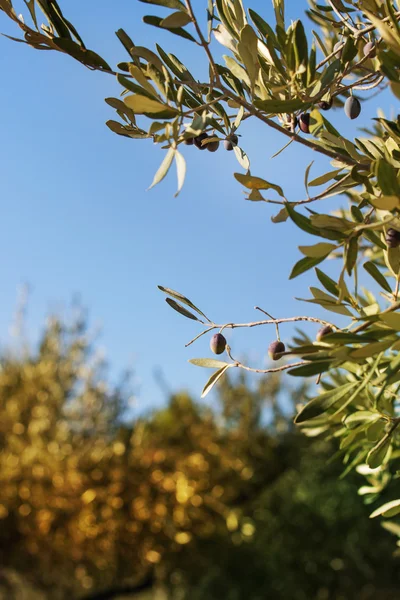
[0,310,400,599]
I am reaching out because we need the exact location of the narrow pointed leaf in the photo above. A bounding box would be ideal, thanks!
[158,286,210,321]
[166,298,201,321]
[161,11,191,28]
[294,382,358,423]
[288,361,332,378]
[174,150,186,197]
[201,365,231,398]
[189,358,230,368]
[370,499,400,519]
[290,255,325,279]
[364,261,392,293]
[148,147,175,190]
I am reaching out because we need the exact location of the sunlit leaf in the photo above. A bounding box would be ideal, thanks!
[174,150,186,197]
[148,147,175,189]
[233,146,250,170]
[294,382,357,422]
[189,358,230,368]
[158,286,210,321]
[161,11,191,29]
[298,242,337,258]
[166,298,201,321]
[201,365,232,398]
[364,261,392,293]
[370,499,400,519]
[124,94,178,116]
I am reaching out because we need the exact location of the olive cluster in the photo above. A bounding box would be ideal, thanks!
[291,41,377,133]
[209,326,336,362]
[184,133,238,153]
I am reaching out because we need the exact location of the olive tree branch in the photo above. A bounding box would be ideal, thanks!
[182,1,370,168]
[336,72,384,95]
[217,84,365,167]
[352,300,400,334]
[225,344,309,374]
[185,315,338,348]
[316,10,400,70]
[184,0,221,86]
[328,0,359,35]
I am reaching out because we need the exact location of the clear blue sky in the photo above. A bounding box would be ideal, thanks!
[0,1,394,413]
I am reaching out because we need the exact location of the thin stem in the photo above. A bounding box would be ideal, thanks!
[295,172,354,206]
[185,0,220,85]
[328,0,358,35]
[213,315,338,331]
[336,73,383,95]
[255,306,280,339]
[356,10,400,39]
[185,326,214,347]
[226,345,308,374]
[352,300,400,334]
[185,314,338,348]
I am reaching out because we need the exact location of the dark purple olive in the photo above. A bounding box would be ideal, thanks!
[344,96,361,120]
[318,98,332,111]
[224,133,238,151]
[194,132,209,150]
[316,325,333,342]
[184,137,194,145]
[268,340,285,361]
[333,41,343,58]
[363,42,376,58]
[386,229,400,248]
[299,113,310,134]
[207,139,220,152]
[210,333,227,355]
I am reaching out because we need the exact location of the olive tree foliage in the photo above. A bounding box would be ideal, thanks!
[3,0,400,535]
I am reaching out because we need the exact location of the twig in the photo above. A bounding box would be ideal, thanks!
[352,300,400,334]
[226,345,309,374]
[328,0,358,35]
[184,0,220,85]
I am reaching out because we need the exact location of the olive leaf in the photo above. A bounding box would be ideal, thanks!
[370,499,400,519]
[288,361,332,378]
[174,150,186,197]
[165,298,202,321]
[363,261,392,293]
[142,15,196,42]
[148,147,175,190]
[233,146,250,170]
[367,435,391,469]
[189,358,231,368]
[124,94,178,117]
[298,242,337,258]
[158,286,210,321]
[201,365,232,398]
[161,11,191,29]
[138,0,186,9]
[234,173,284,196]
[294,381,358,423]
[289,255,326,279]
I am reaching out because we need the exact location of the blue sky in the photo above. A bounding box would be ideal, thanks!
[0,0,395,413]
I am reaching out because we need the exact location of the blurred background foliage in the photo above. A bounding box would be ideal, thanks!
[0,310,400,600]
